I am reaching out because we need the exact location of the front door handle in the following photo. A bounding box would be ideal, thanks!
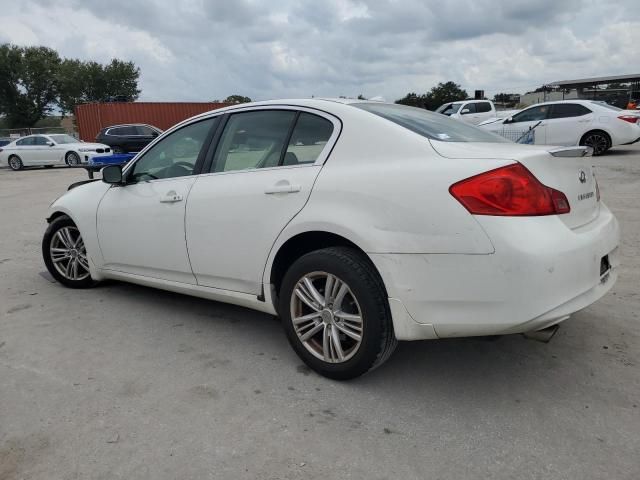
[265,183,301,194]
[160,191,183,203]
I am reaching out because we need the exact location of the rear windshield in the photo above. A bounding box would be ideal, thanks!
[354,103,509,143]
[590,101,622,111]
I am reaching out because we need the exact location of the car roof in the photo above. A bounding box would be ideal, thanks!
[105,123,157,128]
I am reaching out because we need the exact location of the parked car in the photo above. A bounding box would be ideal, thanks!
[96,124,162,153]
[1,134,111,170]
[42,99,619,379]
[478,100,640,155]
[435,99,516,125]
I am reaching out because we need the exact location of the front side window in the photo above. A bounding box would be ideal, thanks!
[16,137,35,146]
[49,134,77,144]
[211,110,296,172]
[461,103,476,114]
[548,104,591,119]
[511,105,550,123]
[33,136,49,146]
[127,118,217,182]
[354,103,509,143]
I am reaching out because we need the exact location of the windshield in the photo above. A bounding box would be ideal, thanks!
[590,101,623,111]
[435,103,462,115]
[49,134,78,144]
[354,103,509,143]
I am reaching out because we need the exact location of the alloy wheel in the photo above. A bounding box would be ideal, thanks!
[49,226,90,281]
[290,271,363,363]
[66,152,81,165]
[583,133,609,155]
[8,156,22,170]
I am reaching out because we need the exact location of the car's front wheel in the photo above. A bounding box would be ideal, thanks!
[279,247,397,380]
[65,151,81,166]
[8,155,23,171]
[42,216,96,288]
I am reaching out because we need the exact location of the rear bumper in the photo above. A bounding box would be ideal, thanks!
[371,203,620,340]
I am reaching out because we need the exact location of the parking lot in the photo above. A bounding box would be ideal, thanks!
[1,147,639,479]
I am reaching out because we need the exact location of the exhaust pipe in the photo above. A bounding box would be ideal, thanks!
[523,324,559,343]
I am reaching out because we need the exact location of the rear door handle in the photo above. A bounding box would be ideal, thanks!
[160,191,183,203]
[265,183,301,194]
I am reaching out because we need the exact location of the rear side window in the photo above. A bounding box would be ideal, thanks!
[354,103,509,143]
[284,113,334,165]
[549,104,591,119]
[16,137,35,146]
[212,110,297,172]
[475,102,492,113]
[136,125,155,135]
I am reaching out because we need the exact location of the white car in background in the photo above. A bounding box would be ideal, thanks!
[41,99,619,379]
[478,100,640,155]
[435,99,517,125]
[0,134,112,170]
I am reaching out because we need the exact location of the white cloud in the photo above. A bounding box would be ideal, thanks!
[1,0,638,101]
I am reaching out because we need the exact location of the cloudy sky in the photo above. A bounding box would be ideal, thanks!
[2,0,638,102]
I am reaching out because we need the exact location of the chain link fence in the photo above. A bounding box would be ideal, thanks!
[0,127,75,139]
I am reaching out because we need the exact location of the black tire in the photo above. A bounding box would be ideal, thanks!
[65,151,81,166]
[8,155,23,171]
[279,247,397,380]
[42,216,97,289]
[580,130,611,156]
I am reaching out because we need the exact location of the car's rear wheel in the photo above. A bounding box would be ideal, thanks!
[42,216,96,288]
[65,151,81,166]
[580,130,611,156]
[279,247,397,380]
[8,155,23,171]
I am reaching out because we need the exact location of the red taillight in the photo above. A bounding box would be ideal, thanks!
[618,115,640,124]
[449,163,570,216]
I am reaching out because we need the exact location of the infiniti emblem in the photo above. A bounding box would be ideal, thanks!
[578,170,587,184]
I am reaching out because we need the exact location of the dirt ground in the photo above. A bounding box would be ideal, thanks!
[1,146,639,479]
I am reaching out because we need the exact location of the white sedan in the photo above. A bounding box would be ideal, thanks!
[478,100,640,155]
[0,134,112,170]
[41,99,619,379]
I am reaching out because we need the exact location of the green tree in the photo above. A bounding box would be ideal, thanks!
[224,94,252,104]
[57,58,140,114]
[395,92,427,108]
[0,44,60,127]
[423,81,468,110]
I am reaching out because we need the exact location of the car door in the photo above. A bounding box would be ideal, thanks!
[185,108,340,294]
[96,117,218,283]
[458,103,479,124]
[504,105,550,144]
[474,101,494,124]
[545,103,594,146]
[13,137,39,165]
[32,135,57,163]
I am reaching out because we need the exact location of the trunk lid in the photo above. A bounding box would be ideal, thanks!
[430,141,600,229]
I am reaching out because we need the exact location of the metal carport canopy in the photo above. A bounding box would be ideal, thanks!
[548,73,640,89]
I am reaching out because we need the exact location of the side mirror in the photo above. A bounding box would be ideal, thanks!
[504,117,513,124]
[460,108,470,114]
[102,165,123,185]
[47,141,54,146]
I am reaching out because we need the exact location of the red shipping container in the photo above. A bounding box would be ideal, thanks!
[74,102,228,141]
